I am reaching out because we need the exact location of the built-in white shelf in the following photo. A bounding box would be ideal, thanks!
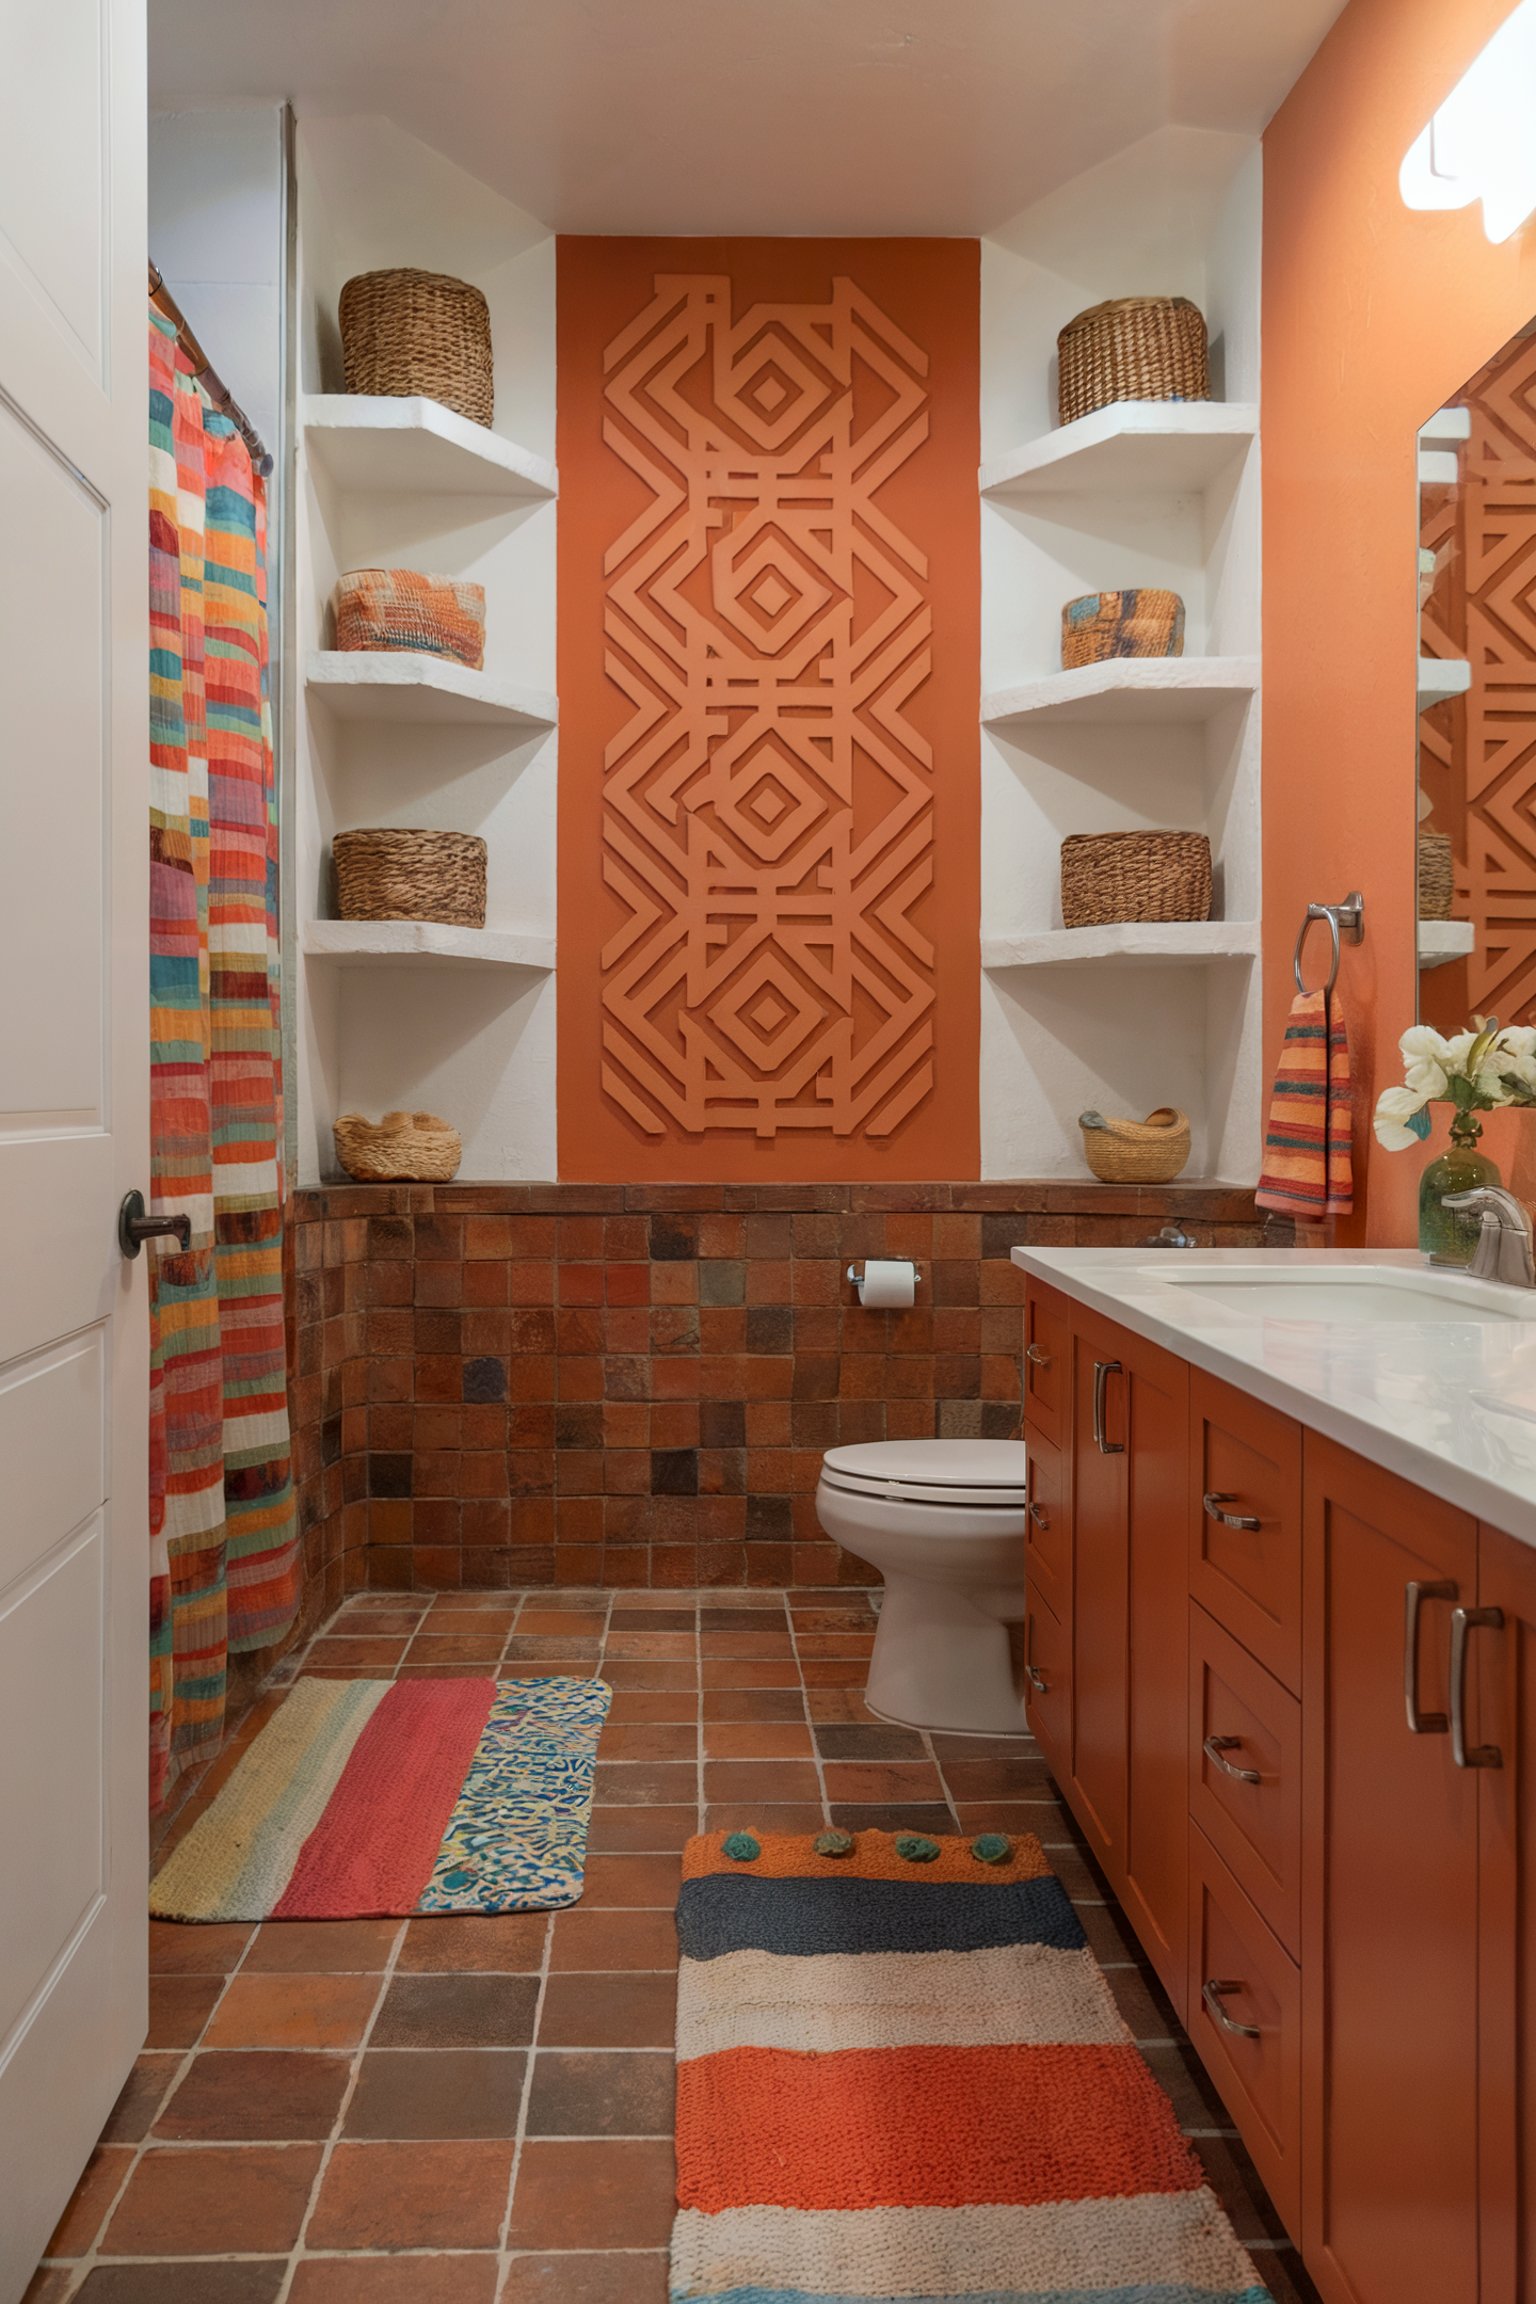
[303,394,558,499]
[306,651,558,729]
[1418,656,1473,709]
[303,919,556,972]
[1418,919,1476,970]
[981,920,1262,970]
[980,401,1258,501]
[982,656,1260,729]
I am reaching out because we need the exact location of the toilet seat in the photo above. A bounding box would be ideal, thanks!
[819,1437,1029,1510]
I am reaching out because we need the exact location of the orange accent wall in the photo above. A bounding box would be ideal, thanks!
[556,238,980,1182]
[1263,0,1536,1241]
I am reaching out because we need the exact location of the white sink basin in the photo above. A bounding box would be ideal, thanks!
[1138,1263,1536,1324]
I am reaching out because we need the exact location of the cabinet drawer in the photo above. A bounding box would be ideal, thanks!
[1188,1824,1302,2240]
[1023,1284,1070,1450]
[1023,1584,1070,1769]
[1189,1373,1302,1693]
[1189,1602,1301,1959]
[1024,1429,1069,1623]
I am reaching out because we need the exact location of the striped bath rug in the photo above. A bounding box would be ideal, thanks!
[151,1676,611,1921]
[671,1829,1273,2304]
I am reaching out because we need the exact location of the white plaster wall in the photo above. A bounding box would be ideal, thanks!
[148,108,286,455]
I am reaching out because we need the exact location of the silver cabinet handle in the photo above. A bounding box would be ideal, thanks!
[1025,1342,1051,1367]
[1202,1977,1261,2040]
[1027,1494,1049,1531]
[1024,1615,1048,1695]
[1203,1491,1260,1532]
[1450,1604,1503,1769]
[1203,1733,1261,1786]
[1404,1578,1457,1734]
[1092,1359,1124,1455]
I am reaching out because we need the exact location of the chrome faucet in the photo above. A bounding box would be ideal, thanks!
[1441,1187,1536,1288]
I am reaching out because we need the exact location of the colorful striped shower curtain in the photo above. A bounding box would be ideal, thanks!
[148,306,299,1812]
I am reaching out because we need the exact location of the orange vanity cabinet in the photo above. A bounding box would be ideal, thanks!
[1476,1523,1536,2304]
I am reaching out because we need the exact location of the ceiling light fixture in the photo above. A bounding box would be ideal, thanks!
[1400,0,1536,243]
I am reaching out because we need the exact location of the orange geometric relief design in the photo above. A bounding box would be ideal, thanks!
[596,273,937,1140]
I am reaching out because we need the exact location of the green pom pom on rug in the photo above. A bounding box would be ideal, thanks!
[893,1833,941,1863]
[813,1830,856,1858]
[971,1833,1012,1864]
[722,1832,760,1862]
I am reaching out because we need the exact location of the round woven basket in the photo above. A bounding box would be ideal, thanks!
[1418,829,1454,921]
[1078,1106,1192,1185]
[333,829,487,928]
[339,269,494,427]
[1060,831,1212,927]
[1062,588,1186,669]
[334,1110,462,1183]
[1057,296,1210,428]
[335,569,486,669]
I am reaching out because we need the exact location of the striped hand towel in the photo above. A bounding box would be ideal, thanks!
[1256,987,1354,1221]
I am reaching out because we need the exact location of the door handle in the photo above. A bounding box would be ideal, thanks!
[1203,1491,1261,1532]
[1202,1977,1261,2040]
[1449,1604,1503,1769]
[1025,1342,1051,1367]
[1404,1578,1457,1734]
[1091,1360,1124,1454]
[1024,1615,1048,1694]
[1027,1497,1049,1531]
[1202,1733,1261,1786]
[119,1189,191,1259]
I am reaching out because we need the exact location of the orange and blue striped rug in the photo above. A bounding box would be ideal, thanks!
[671,1830,1273,2304]
[150,1675,610,1921]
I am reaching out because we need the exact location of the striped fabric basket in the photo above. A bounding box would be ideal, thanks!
[334,568,486,669]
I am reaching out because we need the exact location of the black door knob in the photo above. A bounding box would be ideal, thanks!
[119,1189,192,1259]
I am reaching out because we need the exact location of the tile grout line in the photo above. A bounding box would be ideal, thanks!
[790,1595,835,1827]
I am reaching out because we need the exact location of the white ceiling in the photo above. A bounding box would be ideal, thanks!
[148,0,1347,237]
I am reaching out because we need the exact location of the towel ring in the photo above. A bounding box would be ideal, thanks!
[1293,891,1365,997]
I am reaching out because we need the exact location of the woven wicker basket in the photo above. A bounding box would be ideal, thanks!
[1079,1106,1192,1185]
[339,269,494,427]
[1060,831,1212,927]
[1418,830,1454,921]
[1057,296,1210,428]
[333,829,487,928]
[1062,589,1186,669]
[334,1110,462,1183]
[335,569,486,670]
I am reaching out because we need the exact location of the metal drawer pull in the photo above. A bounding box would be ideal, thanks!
[1027,1500,1049,1531]
[1450,1604,1503,1770]
[1024,1616,1048,1695]
[1092,1359,1124,1455]
[1202,1491,1260,1532]
[1203,1733,1261,1786]
[1404,1578,1457,1735]
[1025,1343,1051,1367]
[1202,1977,1261,2040]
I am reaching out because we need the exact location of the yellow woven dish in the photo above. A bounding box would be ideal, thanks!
[333,1111,462,1183]
[1078,1107,1192,1184]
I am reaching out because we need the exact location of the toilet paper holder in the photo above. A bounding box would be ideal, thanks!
[846,1261,922,1296]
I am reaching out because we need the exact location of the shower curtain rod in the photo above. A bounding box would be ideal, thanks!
[149,261,274,476]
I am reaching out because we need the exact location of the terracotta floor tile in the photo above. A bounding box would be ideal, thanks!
[537,1973,676,2049]
[509,2137,676,2250]
[794,1633,876,1659]
[408,1637,505,1664]
[515,1609,608,1636]
[579,1853,683,1908]
[153,2051,352,2140]
[445,1589,545,1610]
[204,1971,380,2050]
[698,1605,788,1629]
[701,1688,805,1722]
[951,1798,1080,1840]
[328,1609,423,1636]
[826,1801,956,1835]
[819,1760,946,1803]
[370,1972,540,2049]
[700,1660,800,1689]
[343,2049,529,2138]
[813,1723,928,1760]
[703,1801,827,1834]
[601,1632,696,1661]
[608,1608,695,1632]
[1141,2039,1235,2130]
[592,1761,698,1806]
[525,2049,675,2138]
[503,1636,602,1661]
[929,1731,1042,1761]
[396,1913,549,1972]
[45,2143,134,2256]
[287,2263,499,2304]
[802,1689,884,1724]
[587,1805,696,1852]
[21,2270,74,2304]
[497,1658,600,1680]
[787,1605,878,1631]
[797,1659,872,1687]
[605,1689,699,1725]
[548,1908,676,1971]
[103,2144,322,2256]
[499,2253,669,2304]
[596,1723,697,1762]
[72,2266,287,2303]
[937,1755,1055,1801]
[599,1661,699,1691]
[242,1919,400,1973]
[1103,1961,1180,2042]
[146,1973,223,2049]
[306,1638,408,1669]
[702,1759,820,1802]
[98,2052,181,2143]
[699,1631,795,1659]
[701,1720,813,1759]
[148,1920,253,1975]
[307,2139,514,2249]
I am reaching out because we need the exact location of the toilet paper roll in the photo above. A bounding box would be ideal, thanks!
[856,1258,917,1309]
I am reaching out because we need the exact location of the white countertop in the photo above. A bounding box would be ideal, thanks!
[1011,1247,1536,1547]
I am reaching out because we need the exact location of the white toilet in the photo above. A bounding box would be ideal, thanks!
[815,1437,1031,1736]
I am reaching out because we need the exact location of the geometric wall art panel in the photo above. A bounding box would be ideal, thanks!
[557,240,979,1179]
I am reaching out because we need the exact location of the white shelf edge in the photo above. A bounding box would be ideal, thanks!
[302,919,556,971]
[980,400,1258,499]
[1418,656,1472,708]
[981,655,1260,727]
[305,651,558,728]
[1418,919,1476,970]
[302,393,558,499]
[982,920,1262,970]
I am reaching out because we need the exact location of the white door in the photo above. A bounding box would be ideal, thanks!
[0,2,150,2294]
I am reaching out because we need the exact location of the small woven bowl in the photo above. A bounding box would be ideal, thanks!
[333,1110,462,1183]
[1079,1106,1192,1184]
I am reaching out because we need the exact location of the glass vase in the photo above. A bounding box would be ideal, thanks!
[1418,1122,1501,1265]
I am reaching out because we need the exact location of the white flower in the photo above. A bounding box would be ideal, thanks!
[1495,1027,1536,1095]
[1374,1084,1432,1150]
[1398,1025,1451,1100]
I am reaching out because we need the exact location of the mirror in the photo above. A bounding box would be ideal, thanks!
[1417,322,1536,1032]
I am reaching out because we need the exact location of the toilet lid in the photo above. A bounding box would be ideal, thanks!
[820,1438,1030,1507]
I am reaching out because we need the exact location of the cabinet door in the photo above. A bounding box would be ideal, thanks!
[1068,1315,1129,1878]
[1190,1372,1303,1693]
[1475,1523,1535,2304]
[1024,1428,1070,1626]
[1302,1436,1480,2304]
[1023,1283,1071,1450]
[1023,1581,1071,1776]
[1122,1330,1190,2016]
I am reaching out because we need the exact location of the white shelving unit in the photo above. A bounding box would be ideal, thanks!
[982,921,1261,971]
[303,393,557,499]
[1418,656,1473,709]
[982,656,1259,729]
[306,650,557,728]
[981,401,1257,501]
[1418,919,1476,970]
[304,920,556,971]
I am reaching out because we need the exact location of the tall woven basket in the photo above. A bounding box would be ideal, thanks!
[1057,296,1210,428]
[333,829,487,928]
[1418,830,1454,921]
[334,1111,462,1183]
[1060,831,1212,927]
[1079,1107,1192,1184]
[339,269,494,427]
